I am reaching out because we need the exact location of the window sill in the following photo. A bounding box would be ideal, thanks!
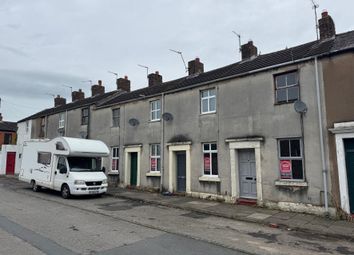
[146,172,161,177]
[274,100,297,106]
[149,119,161,123]
[108,171,119,175]
[275,180,308,187]
[199,176,220,182]
[200,111,216,116]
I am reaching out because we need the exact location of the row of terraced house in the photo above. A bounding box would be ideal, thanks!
[14,12,354,217]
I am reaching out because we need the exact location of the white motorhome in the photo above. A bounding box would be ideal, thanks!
[19,137,109,198]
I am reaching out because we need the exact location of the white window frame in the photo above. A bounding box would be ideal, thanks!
[275,71,299,104]
[278,138,304,180]
[150,144,161,172]
[112,108,120,127]
[201,88,216,114]
[150,100,161,121]
[59,113,65,129]
[202,143,218,176]
[111,147,119,172]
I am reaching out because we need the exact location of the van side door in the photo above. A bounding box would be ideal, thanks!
[53,156,69,190]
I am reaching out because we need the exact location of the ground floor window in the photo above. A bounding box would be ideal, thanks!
[150,144,161,172]
[203,143,218,176]
[111,147,119,172]
[278,138,303,179]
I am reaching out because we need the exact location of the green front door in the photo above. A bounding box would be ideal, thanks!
[344,138,354,214]
[130,152,138,186]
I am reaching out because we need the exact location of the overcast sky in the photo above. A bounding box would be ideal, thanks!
[0,0,353,122]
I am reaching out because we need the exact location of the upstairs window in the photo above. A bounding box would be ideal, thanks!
[201,89,216,114]
[150,144,161,172]
[278,138,303,180]
[150,100,161,121]
[81,108,89,125]
[275,71,299,104]
[112,108,120,127]
[59,113,65,129]
[203,143,218,176]
[4,133,12,144]
[111,147,119,172]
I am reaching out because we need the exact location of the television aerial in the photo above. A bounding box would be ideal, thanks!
[169,49,188,73]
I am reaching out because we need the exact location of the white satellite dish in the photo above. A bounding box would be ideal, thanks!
[294,100,308,114]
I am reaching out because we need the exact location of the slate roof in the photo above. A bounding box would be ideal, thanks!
[0,121,17,132]
[19,30,354,122]
[18,90,120,122]
[99,30,354,108]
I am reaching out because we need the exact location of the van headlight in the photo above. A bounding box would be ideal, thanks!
[102,179,107,184]
[74,180,85,185]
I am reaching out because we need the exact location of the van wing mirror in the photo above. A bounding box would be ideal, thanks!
[101,167,106,173]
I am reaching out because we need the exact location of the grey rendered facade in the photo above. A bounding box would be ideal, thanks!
[17,12,354,216]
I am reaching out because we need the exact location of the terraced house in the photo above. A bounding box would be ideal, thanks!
[17,12,354,217]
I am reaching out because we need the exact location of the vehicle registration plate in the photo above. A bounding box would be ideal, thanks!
[89,190,99,194]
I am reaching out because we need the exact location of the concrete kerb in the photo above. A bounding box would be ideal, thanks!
[107,190,354,242]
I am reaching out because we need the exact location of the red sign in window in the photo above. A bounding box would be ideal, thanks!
[151,158,157,170]
[280,160,291,179]
[204,155,210,171]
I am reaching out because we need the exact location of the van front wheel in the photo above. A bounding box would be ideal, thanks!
[61,184,71,199]
[31,180,41,192]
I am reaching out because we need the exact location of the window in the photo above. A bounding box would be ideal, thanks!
[59,113,65,129]
[275,71,299,104]
[150,144,161,172]
[111,147,119,172]
[57,157,67,171]
[81,108,89,125]
[38,152,51,165]
[150,100,161,121]
[4,133,12,144]
[203,143,218,176]
[112,108,120,127]
[39,117,45,138]
[278,138,303,180]
[201,89,216,114]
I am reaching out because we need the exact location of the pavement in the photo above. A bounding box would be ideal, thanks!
[107,186,354,241]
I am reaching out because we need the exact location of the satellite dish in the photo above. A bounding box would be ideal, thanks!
[294,100,308,114]
[128,118,139,127]
[162,112,173,121]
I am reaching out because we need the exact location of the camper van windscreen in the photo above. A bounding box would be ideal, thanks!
[67,157,101,172]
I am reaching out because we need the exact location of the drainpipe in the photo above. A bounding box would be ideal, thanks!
[315,57,329,215]
[65,110,68,136]
[160,93,165,192]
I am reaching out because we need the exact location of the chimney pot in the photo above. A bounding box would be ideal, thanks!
[72,89,85,102]
[54,95,66,107]
[188,57,204,75]
[241,40,258,60]
[91,80,105,97]
[148,71,163,87]
[117,76,131,92]
[319,10,336,40]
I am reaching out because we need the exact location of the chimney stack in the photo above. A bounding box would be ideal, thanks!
[116,76,131,92]
[319,10,336,40]
[188,58,204,75]
[72,89,85,102]
[54,95,66,107]
[91,80,105,97]
[0,113,2,121]
[241,41,258,60]
[148,71,163,87]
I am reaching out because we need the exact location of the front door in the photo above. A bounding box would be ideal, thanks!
[344,139,354,214]
[130,152,138,186]
[176,152,186,192]
[6,152,16,175]
[239,149,257,199]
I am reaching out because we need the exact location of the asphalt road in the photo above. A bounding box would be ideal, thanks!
[0,177,353,255]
